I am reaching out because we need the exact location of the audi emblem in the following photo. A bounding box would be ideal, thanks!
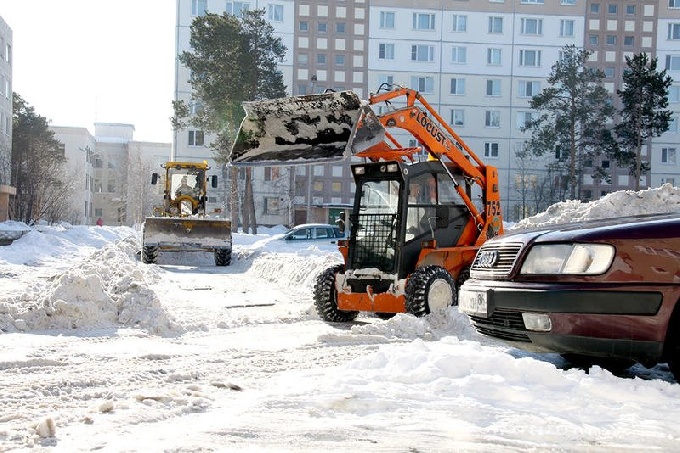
[475,250,499,268]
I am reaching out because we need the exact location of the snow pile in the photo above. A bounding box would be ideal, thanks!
[0,236,180,336]
[513,183,680,229]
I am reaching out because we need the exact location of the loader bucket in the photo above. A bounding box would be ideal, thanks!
[142,217,232,251]
[230,90,384,166]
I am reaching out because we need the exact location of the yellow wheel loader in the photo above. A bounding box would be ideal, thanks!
[141,161,232,266]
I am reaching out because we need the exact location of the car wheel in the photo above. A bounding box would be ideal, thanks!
[214,247,232,266]
[665,310,680,382]
[314,264,358,323]
[405,265,456,317]
[561,354,635,375]
[141,245,158,264]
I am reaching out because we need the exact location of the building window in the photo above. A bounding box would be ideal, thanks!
[226,1,249,16]
[519,49,542,67]
[378,74,394,87]
[488,16,503,34]
[669,24,680,40]
[317,54,327,65]
[521,0,544,3]
[604,67,615,78]
[521,18,543,35]
[380,11,395,29]
[452,14,467,32]
[589,35,599,45]
[662,177,676,185]
[413,13,435,30]
[335,54,345,66]
[332,182,342,193]
[487,48,502,65]
[662,147,677,164]
[484,142,499,158]
[561,0,576,4]
[451,109,465,127]
[624,36,634,46]
[606,35,617,45]
[188,130,205,146]
[264,167,281,181]
[268,4,283,22]
[485,110,501,128]
[411,45,435,62]
[264,197,279,215]
[518,80,540,97]
[336,22,346,33]
[299,21,308,32]
[591,3,601,13]
[669,86,680,102]
[451,46,467,64]
[411,76,434,93]
[560,20,575,37]
[486,79,501,96]
[379,43,395,60]
[626,5,636,15]
[298,53,308,66]
[191,0,207,16]
[516,111,534,129]
[672,0,680,8]
[107,180,116,193]
[666,55,680,70]
[450,78,466,95]
[608,4,617,14]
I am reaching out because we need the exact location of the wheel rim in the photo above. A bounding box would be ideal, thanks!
[427,278,453,312]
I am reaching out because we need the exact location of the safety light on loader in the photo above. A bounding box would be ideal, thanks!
[354,166,366,175]
[386,163,399,172]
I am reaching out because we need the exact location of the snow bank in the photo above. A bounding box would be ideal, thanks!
[514,183,680,229]
[0,236,181,336]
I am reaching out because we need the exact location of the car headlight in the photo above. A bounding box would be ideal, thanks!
[520,243,614,275]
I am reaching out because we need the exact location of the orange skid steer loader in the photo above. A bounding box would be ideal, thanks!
[230,85,503,322]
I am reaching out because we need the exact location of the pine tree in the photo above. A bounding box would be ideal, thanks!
[522,45,615,201]
[172,9,287,232]
[614,53,672,190]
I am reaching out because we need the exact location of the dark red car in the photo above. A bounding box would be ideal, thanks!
[459,212,680,379]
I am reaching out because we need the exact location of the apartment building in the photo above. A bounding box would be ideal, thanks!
[176,0,680,224]
[0,17,14,221]
[51,124,170,226]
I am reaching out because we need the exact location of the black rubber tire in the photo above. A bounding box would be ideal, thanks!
[404,265,456,317]
[375,313,396,320]
[141,245,158,264]
[313,264,358,323]
[214,248,232,266]
[665,308,680,382]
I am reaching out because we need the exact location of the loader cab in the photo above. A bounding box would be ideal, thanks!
[348,161,473,281]
[166,165,207,216]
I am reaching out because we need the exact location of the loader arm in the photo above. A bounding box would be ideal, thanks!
[359,87,500,236]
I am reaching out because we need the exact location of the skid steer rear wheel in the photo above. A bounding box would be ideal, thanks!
[141,245,158,264]
[214,248,232,266]
[405,265,456,317]
[314,264,358,323]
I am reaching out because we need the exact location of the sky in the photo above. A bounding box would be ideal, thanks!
[0,186,679,450]
[0,0,177,143]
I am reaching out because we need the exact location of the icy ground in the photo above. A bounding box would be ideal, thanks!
[0,185,679,451]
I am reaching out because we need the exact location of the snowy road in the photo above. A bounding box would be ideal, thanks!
[1,224,680,451]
